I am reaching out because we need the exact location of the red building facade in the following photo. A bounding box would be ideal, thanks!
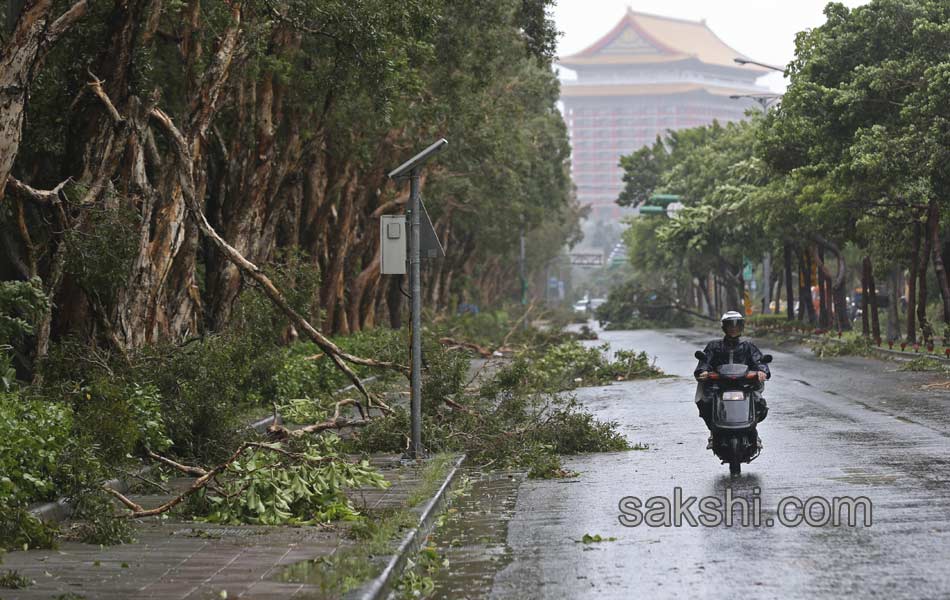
[559,9,771,221]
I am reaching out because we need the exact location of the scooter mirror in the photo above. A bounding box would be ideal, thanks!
[761,354,773,364]
[694,351,706,361]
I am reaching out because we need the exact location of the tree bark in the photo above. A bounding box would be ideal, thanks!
[917,211,933,345]
[810,235,851,332]
[784,243,794,321]
[907,221,920,344]
[386,274,404,329]
[861,256,870,336]
[817,247,829,329]
[798,249,816,324]
[0,0,87,202]
[888,267,901,342]
[867,257,881,342]
[697,275,713,318]
[926,199,950,339]
[774,267,783,316]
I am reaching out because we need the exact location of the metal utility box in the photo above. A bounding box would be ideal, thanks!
[380,215,407,274]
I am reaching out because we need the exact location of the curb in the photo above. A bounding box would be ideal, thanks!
[348,453,467,600]
[30,375,381,523]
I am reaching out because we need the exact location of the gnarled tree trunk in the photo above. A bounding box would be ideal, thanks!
[811,235,850,332]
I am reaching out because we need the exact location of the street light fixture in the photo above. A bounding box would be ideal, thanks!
[729,93,783,111]
[733,57,784,72]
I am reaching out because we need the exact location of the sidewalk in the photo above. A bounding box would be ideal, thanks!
[2,454,459,600]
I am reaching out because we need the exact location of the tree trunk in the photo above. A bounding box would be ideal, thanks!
[907,221,920,344]
[798,249,816,324]
[926,199,950,341]
[861,256,870,336]
[817,247,829,329]
[811,235,851,331]
[697,275,713,318]
[867,257,880,343]
[386,274,404,329]
[0,0,86,202]
[784,243,795,321]
[774,267,783,316]
[917,211,933,345]
[888,267,901,342]
[720,259,741,312]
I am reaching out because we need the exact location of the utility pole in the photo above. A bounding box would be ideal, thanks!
[387,139,448,460]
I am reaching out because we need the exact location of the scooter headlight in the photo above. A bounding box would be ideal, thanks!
[722,391,745,401]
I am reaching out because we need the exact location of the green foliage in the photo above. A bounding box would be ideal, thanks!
[0,507,58,551]
[810,333,873,358]
[435,309,516,349]
[62,201,140,305]
[74,382,171,463]
[199,436,388,525]
[595,277,693,329]
[577,533,617,544]
[350,338,650,478]
[898,356,950,373]
[0,569,32,589]
[481,341,662,397]
[138,335,278,463]
[65,493,136,546]
[396,545,443,599]
[0,389,76,509]
[0,278,49,347]
[275,328,405,407]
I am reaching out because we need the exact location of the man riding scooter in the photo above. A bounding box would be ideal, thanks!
[694,312,770,445]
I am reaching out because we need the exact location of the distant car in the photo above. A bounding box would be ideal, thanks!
[573,300,590,314]
[590,298,607,310]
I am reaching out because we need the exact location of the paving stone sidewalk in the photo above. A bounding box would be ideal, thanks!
[1,456,427,600]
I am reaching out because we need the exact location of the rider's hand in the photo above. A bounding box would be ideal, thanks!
[697,371,709,381]
[757,371,767,382]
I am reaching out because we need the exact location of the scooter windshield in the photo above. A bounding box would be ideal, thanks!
[716,394,752,426]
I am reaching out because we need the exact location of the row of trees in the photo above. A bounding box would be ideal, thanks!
[618,0,950,344]
[0,0,580,375]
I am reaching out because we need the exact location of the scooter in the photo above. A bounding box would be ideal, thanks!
[694,350,773,476]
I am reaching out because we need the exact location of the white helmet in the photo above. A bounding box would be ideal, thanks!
[720,311,745,336]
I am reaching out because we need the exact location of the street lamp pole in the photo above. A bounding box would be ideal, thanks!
[730,60,784,315]
[388,138,448,460]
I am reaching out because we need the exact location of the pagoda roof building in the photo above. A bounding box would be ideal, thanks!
[558,8,772,221]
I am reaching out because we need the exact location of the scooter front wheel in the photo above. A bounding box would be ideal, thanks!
[729,438,741,476]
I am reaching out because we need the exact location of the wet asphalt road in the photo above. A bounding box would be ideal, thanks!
[433,327,950,600]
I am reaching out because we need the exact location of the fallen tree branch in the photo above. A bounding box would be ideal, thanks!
[439,336,492,358]
[268,417,370,439]
[655,303,718,322]
[501,301,536,349]
[443,396,477,414]
[145,448,207,476]
[109,442,335,518]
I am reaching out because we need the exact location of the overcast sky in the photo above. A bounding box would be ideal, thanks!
[553,0,870,92]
